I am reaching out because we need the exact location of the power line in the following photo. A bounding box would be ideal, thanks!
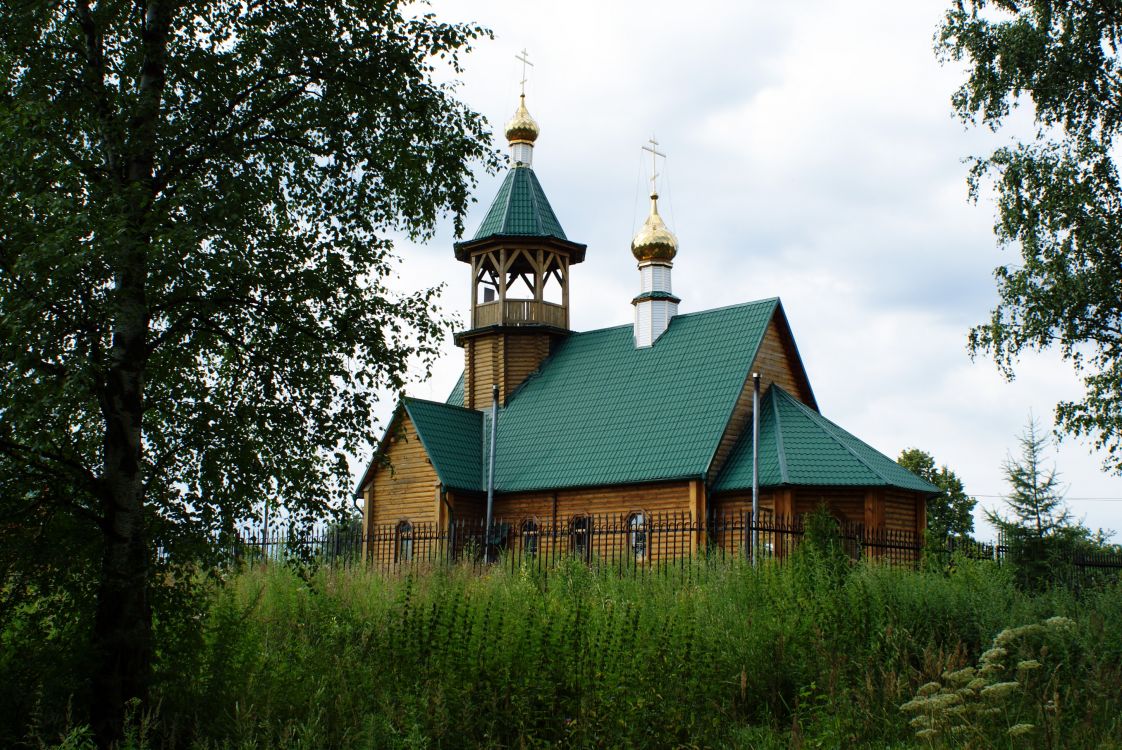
[971,494,1122,501]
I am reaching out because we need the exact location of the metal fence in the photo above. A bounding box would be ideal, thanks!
[224,512,1122,580]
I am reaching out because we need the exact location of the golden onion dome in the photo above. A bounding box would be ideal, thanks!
[504,94,540,145]
[631,193,678,263]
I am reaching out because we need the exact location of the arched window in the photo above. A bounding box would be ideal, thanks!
[521,519,539,559]
[570,516,592,561]
[627,512,647,561]
[395,520,413,563]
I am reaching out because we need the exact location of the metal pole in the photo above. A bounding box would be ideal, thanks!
[751,372,760,566]
[485,384,498,563]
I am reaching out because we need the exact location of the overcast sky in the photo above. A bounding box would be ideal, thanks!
[374,0,1122,539]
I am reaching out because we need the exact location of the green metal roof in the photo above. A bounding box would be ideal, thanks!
[713,386,940,494]
[446,372,465,406]
[370,299,935,498]
[472,167,567,241]
[490,299,780,491]
[632,290,681,303]
[402,398,483,492]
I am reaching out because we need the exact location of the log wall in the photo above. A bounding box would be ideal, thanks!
[463,331,554,408]
[885,489,922,536]
[362,412,440,535]
[492,481,696,562]
[503,333,552,400]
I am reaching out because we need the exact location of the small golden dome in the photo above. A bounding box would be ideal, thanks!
[631,193,678,263]
[505,94,540,145]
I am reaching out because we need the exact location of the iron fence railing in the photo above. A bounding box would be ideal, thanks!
[223,512,1122,579]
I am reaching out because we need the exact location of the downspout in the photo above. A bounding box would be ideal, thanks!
[752,372,761,566]
[440,485,455,563]
[485,384,498,563]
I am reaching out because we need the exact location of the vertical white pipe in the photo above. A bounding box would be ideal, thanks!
[752,372,760,566]
[485,384,499,562]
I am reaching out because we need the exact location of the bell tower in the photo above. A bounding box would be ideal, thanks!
[453,84,587,409]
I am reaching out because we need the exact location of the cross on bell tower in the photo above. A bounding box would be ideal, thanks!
[642,136,665,195]
[516,48,533,96]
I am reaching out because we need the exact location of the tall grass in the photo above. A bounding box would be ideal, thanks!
[11,556,1122,748]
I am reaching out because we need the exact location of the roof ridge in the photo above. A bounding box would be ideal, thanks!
[769,386,790,484]
[568,297,781,339]
[523,168,545,235]
[403,395,481,414]
[772,386,895,486]
[673,297,780,320]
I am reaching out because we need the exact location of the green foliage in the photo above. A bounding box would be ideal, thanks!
[898,447,977,540]
[938,0,1122,473]
[0,0,498,740]
[9,557,1122,748]
[792,503,853,584]
[0,0,497,558]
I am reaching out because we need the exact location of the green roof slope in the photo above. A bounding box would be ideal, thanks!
[472,167,567,241]
[714,386,940,494]
[491,299,778,491]
[446,372,465,406]
[403,398,482,492]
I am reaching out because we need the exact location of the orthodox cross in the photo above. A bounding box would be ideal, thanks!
[642,137,666,194]
[516,48,534,95]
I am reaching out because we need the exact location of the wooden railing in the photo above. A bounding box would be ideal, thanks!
[473,299,567,328]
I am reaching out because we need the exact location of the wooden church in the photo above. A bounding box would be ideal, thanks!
[356,92,939,560]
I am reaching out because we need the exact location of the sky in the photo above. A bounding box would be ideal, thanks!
[372,0,1122,540]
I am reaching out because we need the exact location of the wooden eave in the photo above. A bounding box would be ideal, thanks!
[453,234,588,265]
[453,323,571,347]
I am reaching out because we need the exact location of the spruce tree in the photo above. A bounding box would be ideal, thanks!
[987,417,1075,588]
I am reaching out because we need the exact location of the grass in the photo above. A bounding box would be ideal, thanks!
[10,554,1122,748]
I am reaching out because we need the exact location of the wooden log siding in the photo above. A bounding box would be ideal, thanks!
[503,333,552,402]
[794,488,865,525]
[364,412,440,534]
[464,331,555,408]
[714,491,779,518]
[492,481,696,563]
[481,511,698,564]
[463,336,497,409]
[707,314,816,484]
[711,491,777,557]
[884,490,920,535]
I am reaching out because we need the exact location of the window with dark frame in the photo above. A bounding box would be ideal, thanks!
[570,516,592,561]
[521,519,539,559]
[396,520,413,563]
[628,512,647,561]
